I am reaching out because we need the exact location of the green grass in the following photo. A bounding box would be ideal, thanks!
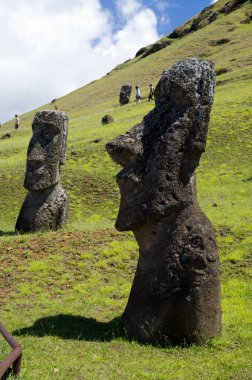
[0,0,252,378]
[0,230,251,379]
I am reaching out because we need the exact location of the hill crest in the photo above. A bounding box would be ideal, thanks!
[134,0,251,60]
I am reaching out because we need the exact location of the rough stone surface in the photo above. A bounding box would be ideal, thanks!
[106,58,222,345]
[219,0,248,14]
[135,47,148,57]
[209,38,230,46]
[136,40,173,59]
[138,40,173,59]
[1,133,11,139]
[119,84,132,105]
[101,115,114,125]
[16,110,68,233]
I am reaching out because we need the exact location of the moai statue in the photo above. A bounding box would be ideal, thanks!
[106,58,221,345]
[16,110,68,233]
[119,84,132,105]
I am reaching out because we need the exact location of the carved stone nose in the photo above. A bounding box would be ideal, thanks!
[106,123,144,167]
[27,142,44,163]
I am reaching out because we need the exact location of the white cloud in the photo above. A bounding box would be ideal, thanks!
[152,0,178,11]
[116,0,141,18]
[0,0,159,123]
[153,1,170,12]
[160,15,170,26]
[97,8,158,59]
[210,0,218,4]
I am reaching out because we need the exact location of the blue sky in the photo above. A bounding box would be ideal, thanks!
[0,0,217,123]
[100,0,216,36]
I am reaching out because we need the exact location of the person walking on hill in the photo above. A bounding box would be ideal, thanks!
[15,114,20,130]
[135,86,141,104]
[148,83,155,101]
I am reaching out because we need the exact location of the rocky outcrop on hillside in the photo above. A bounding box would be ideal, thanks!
[134,0,249,60]
[169,0,249,39]
[101,115,114,125]
[135,39,173,59]
[1,133,11,139]
[106,58,222,345]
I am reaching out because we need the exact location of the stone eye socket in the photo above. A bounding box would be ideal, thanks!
[32,126,60,147]
[190,235,203,249]
[33,122,60,134]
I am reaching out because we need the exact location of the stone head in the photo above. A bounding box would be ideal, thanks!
[106,59,215,231]
[24,110,68,190]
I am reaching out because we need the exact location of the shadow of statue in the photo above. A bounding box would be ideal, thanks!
[13,314,123,342]
[0,230,16,237]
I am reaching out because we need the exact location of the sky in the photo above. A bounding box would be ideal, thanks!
[0,0,218,124]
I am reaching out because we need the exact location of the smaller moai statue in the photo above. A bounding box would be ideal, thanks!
[119,84,132,105]
[15,110,68,233]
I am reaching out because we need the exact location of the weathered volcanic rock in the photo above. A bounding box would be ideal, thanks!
[219,0,248,14]
[16,110,68,233]
[119,84,132,105]
[135,47,148,57]
[101,115,114,125]
[209,38,230,46]
[136,40,173,59]
[106,58,221,345]
[1,133,11,139]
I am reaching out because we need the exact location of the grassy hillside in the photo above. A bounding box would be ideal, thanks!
[0,0,251,378]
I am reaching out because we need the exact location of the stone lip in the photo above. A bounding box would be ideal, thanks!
[106,58,221,345]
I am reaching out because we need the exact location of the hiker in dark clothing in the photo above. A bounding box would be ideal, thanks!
[148,83,155,101]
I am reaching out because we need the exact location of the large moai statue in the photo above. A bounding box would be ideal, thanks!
[119,84,132,105]
[106,58,221,345]
[16,110,68,233]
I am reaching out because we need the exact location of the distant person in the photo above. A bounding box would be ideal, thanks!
[15,114,20,130]
[54,105,58,110]
[135,86,141,104]
[148,83,155,101]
